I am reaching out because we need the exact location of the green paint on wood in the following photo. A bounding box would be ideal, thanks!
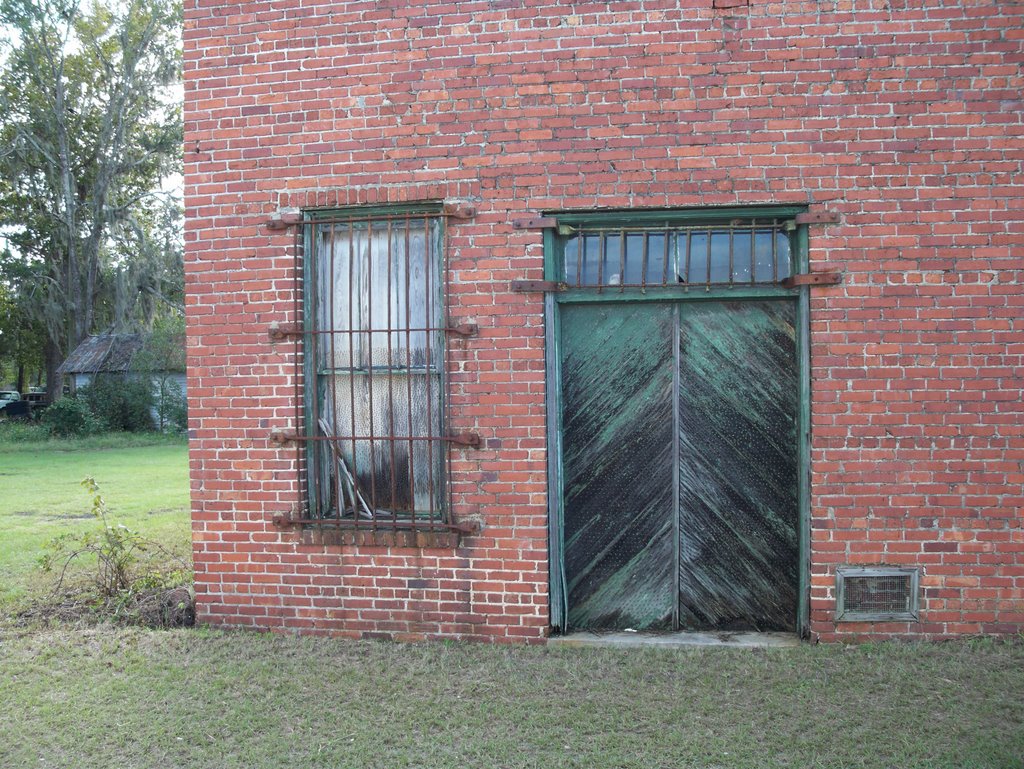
[676,301,799,632]
[559,298,799,633]
[561,303,676,631]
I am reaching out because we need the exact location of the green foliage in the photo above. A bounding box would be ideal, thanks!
[39,477,152,598]
[79,374,155,432]
[0,0,183,394]
[133,316,186,431]
[0,274,45,390]
[0,440,189,611]
[0,421,184,452]
[134,315,185,373]
[0,419,49,443]
[39,395,104,437]
[1,631,1023,768]
[152,374,187,432]
[36,477,189,621]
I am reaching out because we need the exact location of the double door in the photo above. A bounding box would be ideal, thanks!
[558,298,799,632]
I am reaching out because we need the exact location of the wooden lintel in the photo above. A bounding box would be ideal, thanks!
[512,217,558,230]
[445,323,479,337]
[781,272,843,288]
[794,211,840,225]
[265,212,303,230]
[511,280,567,293]
[268,323,301,342]
[443,203,476,220]
[446,432,481,448]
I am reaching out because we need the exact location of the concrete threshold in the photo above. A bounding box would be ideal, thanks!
[548,630,801,649]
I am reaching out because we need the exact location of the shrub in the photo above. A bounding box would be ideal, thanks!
[40,477,143,597]
[0,420,50,443]
[153,375,187,432]
[39,396,104,437]
[79,375,154,433]
[38,477,193,626]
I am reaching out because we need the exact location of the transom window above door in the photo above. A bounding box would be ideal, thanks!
[562,218,794,288]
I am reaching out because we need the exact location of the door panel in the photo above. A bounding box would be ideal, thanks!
[559,298,799,633]
[676,301,799,632]
[561,303,676,630]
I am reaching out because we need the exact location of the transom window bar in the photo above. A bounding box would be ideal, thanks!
[306,211,449,529]
[563,219,794,288]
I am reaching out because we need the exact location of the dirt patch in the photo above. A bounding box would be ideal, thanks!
[135,586,195,628]
[9,585,195,630]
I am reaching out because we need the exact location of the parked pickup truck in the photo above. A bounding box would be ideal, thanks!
[24,392,50,412]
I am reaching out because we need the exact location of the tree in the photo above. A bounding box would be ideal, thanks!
[0,285,46,393]
[0,0,182,401]
[132,313,185,431]
[0,249,46,391]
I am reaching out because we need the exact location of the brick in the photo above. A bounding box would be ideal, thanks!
[185,0,1024,643]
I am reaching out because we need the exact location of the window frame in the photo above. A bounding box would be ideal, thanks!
[547,205,807,296]
[302,204,451,530]
[835,566,921,623]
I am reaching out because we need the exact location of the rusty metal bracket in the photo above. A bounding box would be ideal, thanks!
[268,322,301,342]
[446,432,481,448]
[443,203,476,220]
[265,212,303,230]
[272,512,296,527]
[269,431,298,446]
[512,217,558,230]
[781,272,843,288]
[445,323,479,337]
[794,211,840,225]
[511,280,567,293]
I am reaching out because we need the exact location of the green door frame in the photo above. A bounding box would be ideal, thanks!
[543,207,812,637]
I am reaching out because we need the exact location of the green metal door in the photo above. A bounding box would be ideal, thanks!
[559,298,799,632]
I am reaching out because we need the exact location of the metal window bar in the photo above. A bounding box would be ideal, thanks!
[303,214,447,529]
[563,219,793,289]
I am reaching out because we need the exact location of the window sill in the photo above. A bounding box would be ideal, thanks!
[299,527,463,549]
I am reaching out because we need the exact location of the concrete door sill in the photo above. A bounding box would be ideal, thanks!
[548,630,801,649]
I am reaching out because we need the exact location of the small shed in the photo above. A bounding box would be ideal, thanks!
[57,333,186,421]
[59,334,143,392]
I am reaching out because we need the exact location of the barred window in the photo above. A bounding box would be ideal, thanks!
[563,220,793,288]
[306,210,446,527]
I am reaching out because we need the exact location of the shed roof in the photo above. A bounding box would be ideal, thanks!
[57,333,145,376]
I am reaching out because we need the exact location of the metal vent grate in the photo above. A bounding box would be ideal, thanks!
[836,567,919,622]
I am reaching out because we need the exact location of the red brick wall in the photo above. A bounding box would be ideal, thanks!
[184,0,1024,641]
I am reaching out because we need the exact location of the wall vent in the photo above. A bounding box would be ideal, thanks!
[835,567,919,622]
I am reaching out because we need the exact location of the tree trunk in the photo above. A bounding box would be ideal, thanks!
[45,339,63,402]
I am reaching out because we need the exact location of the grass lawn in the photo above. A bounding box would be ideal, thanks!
[1,427,1021,768]
[0,428,190,609]
[1,628,1022,768]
